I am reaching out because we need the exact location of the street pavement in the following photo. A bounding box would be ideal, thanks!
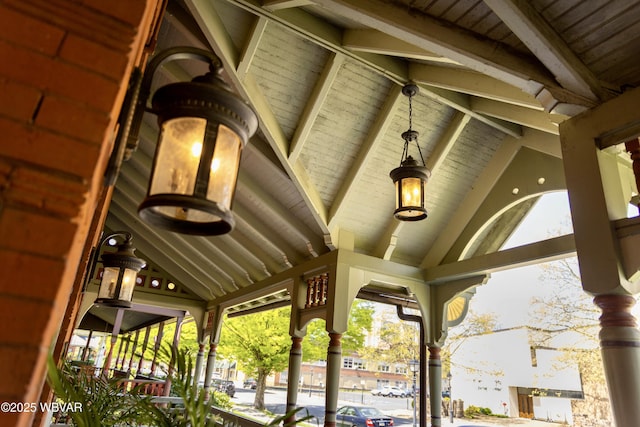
[231,387,565,427]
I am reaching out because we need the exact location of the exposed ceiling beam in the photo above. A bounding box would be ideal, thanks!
[328,84,404,229]
[425,111,471,172]
[211,250,340,309]
[421,138,522,268]
[410,63,542,110]
[416,85,523,138]
[263,0,314,11]
[470,97,562,135]
[483,0,605,102]
[424,234,576,284]
[237,15,269,79]
[289,52,345,164]
[312,0,558,94]
[343,29,459,64]
[216,0,525,138]
[185,0,334,239]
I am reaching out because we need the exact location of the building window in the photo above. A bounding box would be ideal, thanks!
[378,364,390,372]
[395,365,407,375]
[343,357,365,370]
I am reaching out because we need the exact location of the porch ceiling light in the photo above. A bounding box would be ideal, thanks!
[119,46,258,235]
[390,84,431,221]
[93,232,146,309]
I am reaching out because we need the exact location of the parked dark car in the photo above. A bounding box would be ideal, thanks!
[336,406,394,427]
[212,379,236,397]
[243,378,257,389]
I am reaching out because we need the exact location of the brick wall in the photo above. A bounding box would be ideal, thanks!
[0,1,159,425]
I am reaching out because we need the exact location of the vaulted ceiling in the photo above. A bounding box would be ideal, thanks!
[105,0,640,314]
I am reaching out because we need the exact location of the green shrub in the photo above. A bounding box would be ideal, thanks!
[464,405,494,418]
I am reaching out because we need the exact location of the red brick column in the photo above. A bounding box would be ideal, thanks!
[0,1,161,426]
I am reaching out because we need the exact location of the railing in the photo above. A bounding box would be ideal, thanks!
[119,378,166,396]
[50,397,264,427]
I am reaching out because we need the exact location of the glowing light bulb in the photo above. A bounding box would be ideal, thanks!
[191,142,202,157]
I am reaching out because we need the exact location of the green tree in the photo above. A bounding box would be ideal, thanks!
[218,300,374,409]
[359,317,419,368]
[218,307,292,410]
[302,300,375,361]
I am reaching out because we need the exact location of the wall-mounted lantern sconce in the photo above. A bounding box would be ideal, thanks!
[90,232,146,309]
[390,84,431,221]
[108,46,258,235]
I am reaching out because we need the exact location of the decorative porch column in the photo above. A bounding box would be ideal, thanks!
[594,294,640,426]
[126,330,140,376]
[150,321,165,376]
[325,333,342,427]
[286,336,304,422]
[428,346,443,427]
[102,309,124,376]
[163,316,184,396]
[203,342,218,397]
[193,342,206,390]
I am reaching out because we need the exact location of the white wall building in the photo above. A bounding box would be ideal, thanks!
[450,327,583,424]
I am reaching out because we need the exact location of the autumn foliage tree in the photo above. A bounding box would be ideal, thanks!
[529,257,613,427]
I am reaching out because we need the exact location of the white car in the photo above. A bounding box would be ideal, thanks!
[381,386,408,398]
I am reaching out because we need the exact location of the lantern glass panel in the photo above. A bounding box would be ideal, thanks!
[398,177,423,209]
[208,124,242,211]
[98,267,120,299]
[150,117,207,197]
[118,268,138,301]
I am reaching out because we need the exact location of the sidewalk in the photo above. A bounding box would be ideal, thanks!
[388,407,567,426]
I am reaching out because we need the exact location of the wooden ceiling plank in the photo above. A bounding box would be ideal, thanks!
[107,199,224,300]
[483,0,604,101]
[238,171,326,256]
[289,52,345,164]
[470,97,561,135]
[328,84,405,229]
[410,63,543,110]
[233,203,307,266]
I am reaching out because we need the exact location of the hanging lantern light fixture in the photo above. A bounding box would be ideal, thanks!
[389,84,431,221]
[113,46,258,235]
[91,232,146,309]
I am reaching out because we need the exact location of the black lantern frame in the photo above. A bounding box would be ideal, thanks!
[390,84,431,221]
[119,47,258,235]
[90,232,146,309]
